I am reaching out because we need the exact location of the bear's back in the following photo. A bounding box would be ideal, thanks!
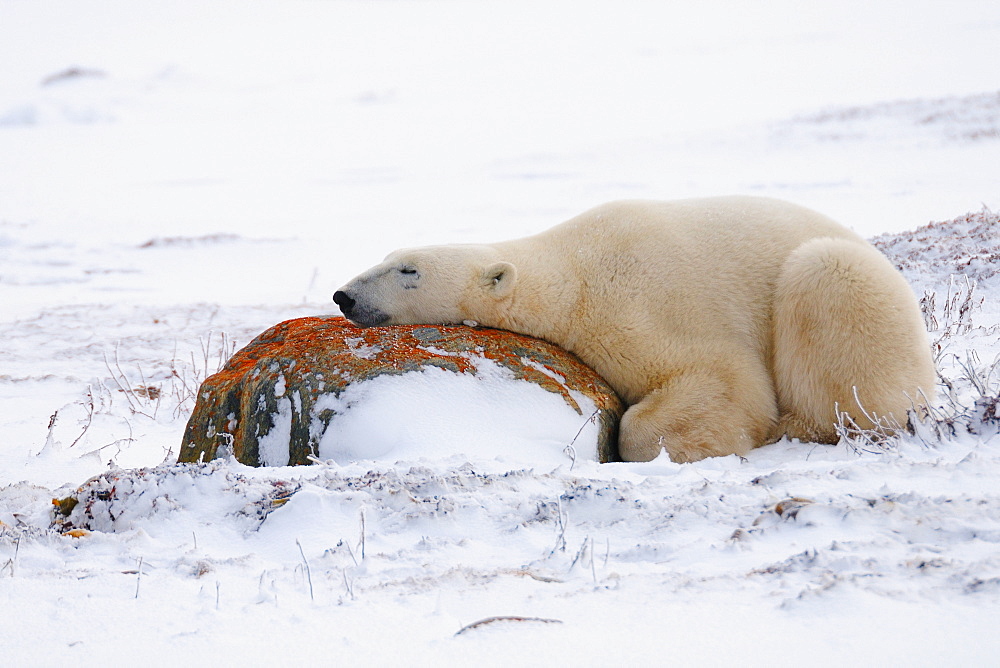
[542,196,863,297]
[550,196,860,254]
[519,196,867,357]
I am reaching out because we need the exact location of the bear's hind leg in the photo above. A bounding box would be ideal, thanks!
[618,361,777,463]
[773,237,936,442]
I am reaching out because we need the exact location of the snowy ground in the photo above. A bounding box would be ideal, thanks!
[2,1,999,665]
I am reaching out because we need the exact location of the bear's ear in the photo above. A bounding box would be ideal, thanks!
[482,261,517,298]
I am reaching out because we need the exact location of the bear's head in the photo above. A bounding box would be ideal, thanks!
[333,245,518,327]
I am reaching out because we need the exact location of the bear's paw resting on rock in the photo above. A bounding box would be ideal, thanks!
[334,196,936,463]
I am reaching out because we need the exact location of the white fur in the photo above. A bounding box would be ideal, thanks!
[335,196,936,462]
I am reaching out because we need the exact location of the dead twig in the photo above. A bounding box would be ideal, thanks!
[455,616,563,636]
[564,408,600,470]
[296,539,314,602]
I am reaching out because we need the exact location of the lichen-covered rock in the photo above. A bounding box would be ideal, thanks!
[178,316,623,466]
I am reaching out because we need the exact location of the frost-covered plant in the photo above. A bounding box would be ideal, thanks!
[920,275,985,364]
[167,330,236,417]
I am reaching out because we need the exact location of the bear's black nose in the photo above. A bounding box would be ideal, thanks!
[332,291,355,315]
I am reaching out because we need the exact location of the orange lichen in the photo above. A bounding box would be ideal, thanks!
[62,529,90,538]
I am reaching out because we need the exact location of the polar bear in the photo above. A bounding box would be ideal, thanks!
[333,196,936,462]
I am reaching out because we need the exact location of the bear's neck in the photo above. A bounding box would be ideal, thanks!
[481,242,583,350]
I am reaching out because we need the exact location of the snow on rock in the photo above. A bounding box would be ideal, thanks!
[179,316,623,467]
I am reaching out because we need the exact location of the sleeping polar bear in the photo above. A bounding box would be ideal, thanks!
[333,196,936,463]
